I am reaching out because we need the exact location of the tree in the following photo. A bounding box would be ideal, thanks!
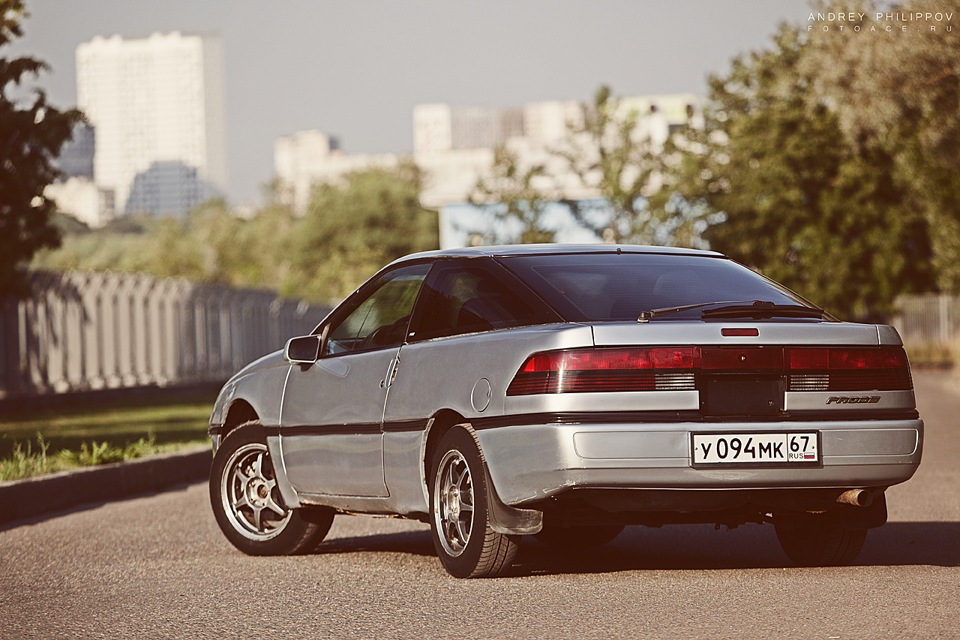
[470,86,707,247]
[674,26,932,321]
[553,85,665,244]
[802,0,960,291]
[285,164,439,302]
[0,0,82,295]
[469,144,555,244]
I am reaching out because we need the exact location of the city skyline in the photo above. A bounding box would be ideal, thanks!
[78,32,226,218]
[11,1,811,206]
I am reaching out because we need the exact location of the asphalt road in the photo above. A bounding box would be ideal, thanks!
[2,371,958,639]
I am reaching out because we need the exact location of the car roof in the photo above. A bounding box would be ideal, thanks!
[392,243,725,266]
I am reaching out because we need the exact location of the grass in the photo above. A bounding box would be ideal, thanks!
[903,342,957,368]
[0,402,211,482]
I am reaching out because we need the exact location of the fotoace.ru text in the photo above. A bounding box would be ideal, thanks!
[808,10,954,32]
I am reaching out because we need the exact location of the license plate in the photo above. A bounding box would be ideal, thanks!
[692,432,819,466]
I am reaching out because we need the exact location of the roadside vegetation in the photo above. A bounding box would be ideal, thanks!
[0,402,210,482]
[32,166,440,306]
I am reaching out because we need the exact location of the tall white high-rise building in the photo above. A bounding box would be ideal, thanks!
[76,32,226,216]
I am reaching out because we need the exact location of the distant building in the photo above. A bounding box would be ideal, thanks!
[45,177,113,228]
[76,31,227,217]
[412,104,524,153]
[415,94,702,209]
[274,93,703,225]
[274,130,399,212]
[45,122,115,227]
[54,122,95,180]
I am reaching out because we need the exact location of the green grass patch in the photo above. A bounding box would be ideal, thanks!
[0,402,211,481]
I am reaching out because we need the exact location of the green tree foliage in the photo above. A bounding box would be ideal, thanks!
[802,0,960,291]
[469,144,555,244]
[35,167,437,304]
[471,85,708,247]
[554,85,664,243]
[0,0,82,295]
[285,163,438,302]
[671,26,932,321]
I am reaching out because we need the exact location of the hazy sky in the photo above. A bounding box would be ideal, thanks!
[13,1,811,205]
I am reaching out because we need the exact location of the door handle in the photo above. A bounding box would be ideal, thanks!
[380,356,400,389]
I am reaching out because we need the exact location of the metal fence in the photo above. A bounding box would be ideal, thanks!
[893,294,960,348]
[0,271,331,400]
[1,274,953,400]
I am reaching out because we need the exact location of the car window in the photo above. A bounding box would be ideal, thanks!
[409,262,550,341]
[323,263,430,356]
[501,253,809,321]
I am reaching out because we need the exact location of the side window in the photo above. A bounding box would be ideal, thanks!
[323,263,430,356]
[410,262,547,342]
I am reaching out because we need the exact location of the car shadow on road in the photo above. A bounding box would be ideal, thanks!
[513,521,960,576]
[316,529,436,558]
[314,521,960,576]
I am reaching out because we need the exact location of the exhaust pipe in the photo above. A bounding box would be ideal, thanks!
[837,488,874,508]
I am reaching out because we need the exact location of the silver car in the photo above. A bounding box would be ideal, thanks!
[208,245,923,578]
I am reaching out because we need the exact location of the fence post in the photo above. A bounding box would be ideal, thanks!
[0,271,332,400]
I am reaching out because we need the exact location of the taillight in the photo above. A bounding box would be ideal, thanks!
[507,347,698,396]
[507,345,913,396]
[786,346,912,391]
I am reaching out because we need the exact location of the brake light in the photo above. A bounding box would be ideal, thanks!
[787,346,911,391]
[508,345,913,396]
[507,347,698,395]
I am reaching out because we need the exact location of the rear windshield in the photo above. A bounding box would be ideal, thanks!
[499,253,811,322]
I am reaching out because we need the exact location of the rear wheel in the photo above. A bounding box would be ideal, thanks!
[775,514,867,567]
[535,524,625,549]
[210,422,334,555]
[429,426,520,578]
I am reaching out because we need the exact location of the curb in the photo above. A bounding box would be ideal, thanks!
[0,446,212,526]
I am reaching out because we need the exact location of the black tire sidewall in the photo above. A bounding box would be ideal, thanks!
[429,426,494,578]
[209,422,316,556]
[775,516,867,567]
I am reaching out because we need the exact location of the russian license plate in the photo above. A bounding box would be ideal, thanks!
[692,432,819,466]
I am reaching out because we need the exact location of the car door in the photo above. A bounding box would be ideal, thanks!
[279,262,430,497]
[381,258,560,502]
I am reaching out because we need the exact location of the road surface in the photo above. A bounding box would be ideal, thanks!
[1,371,958,639]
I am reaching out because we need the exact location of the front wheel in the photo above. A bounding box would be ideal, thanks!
[210,422,334,556]
[775,514,867,567]
[429,426,520,578]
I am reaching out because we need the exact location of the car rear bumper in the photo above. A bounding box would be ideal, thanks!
[475,418,924,507]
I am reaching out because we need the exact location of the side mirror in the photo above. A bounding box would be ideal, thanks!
[284,335,321,364]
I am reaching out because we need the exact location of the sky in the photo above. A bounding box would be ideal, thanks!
[12,0,812,206]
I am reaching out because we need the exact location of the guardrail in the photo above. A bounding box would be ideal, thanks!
[0,271,331,400]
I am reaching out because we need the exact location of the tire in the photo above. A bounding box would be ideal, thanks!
[210,421,334,556]
[535,524,625,549]
[429,426,520,578]
[775,514,867,567]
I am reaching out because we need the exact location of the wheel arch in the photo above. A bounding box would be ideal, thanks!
[222,399,260,441]
[421,409,543,536]
[422,409,467,488]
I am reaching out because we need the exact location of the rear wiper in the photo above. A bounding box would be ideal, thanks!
[637,299,775,322]
[701,302,826,319]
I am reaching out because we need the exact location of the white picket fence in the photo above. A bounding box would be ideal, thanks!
[892,294,960,348]
[0,276,953,400]
[0,271,331,399]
